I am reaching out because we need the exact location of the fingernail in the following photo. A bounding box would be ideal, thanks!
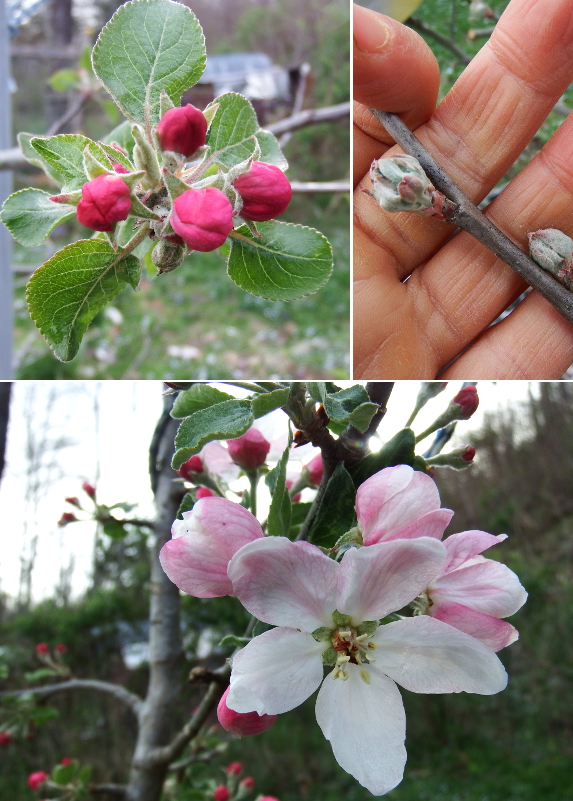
[353,5,392,53]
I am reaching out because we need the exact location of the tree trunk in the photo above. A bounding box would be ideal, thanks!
[126,398,186,801]
[0,382,11,483]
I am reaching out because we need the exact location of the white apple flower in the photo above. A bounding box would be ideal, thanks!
[226,536,508,796]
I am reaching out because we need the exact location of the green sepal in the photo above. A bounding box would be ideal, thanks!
[162,167,190,201]
[356,620,379,637]
[311,626,333,642]
[321,646,337,665]
[129,194,163,221]
[332,527,363,551]
[332,610,353,627]
[159,89,176,117]
[219,634,251,648]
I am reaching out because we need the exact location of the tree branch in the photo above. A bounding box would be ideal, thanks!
[266,102,350,135]
[290,180,350,193]
[89,784,127,796]
[370,109,573,327]
[0,679,143,718]
[406,17,471,64]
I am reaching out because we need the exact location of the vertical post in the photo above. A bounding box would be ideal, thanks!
[0,0,14,379]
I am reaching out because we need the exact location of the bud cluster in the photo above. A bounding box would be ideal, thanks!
[368,155,458,220]
[48,98,293,274]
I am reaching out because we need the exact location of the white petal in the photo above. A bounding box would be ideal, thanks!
[373,616,508,695]
[337,538,446,623]
[316,663,407,796]
[227,627,325,715]
[228,537,338,630]
[440,530,508,574]
[431,559,528,618]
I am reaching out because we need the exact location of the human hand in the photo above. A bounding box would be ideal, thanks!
[353,0,573,378]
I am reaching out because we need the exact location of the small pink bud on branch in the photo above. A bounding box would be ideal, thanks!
[226,429,271,470]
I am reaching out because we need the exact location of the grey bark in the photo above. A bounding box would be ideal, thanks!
[125,397,186,801]
[0,382,10,482]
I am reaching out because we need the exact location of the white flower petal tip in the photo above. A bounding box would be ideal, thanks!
[429,599,520,651]
[373,616,508,695]
[356,465,453,545]
[316,663,407,796]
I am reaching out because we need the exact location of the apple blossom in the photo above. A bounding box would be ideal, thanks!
[355,464,454,546]
[156,104,208,157]
[170,188,233,252]
[227,429,271,470]
[226,537,507,796]
[218,687,277,737]
[177,455,204,480]
[416,531,527,651]
[27,771,48,791]
[159,497,264,597]
[65,496,81,507]
[232,162,292,222]
[75,174,132,232]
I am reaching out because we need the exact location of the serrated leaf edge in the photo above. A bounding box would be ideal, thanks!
[1,187,75,246]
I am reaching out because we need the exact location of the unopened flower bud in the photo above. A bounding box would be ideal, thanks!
[369,155,433,213]
[82,482,96,499]
[76,174,131,232]
[27,771,48,791]
[233,162,292,221]
[58,512,77,526]
[156,104,208,158]
[0,732,12,746]
[286,478,301,503]
[60,757,72,765]
[217,686,277,737]
[304,453,324,486]
[151,239,186,275]
[170,188,233,252]
[528,228,573,279]
[35,643,49,655]
[258,798,280,801]
[55,644,67,653]
[196,487,215,498]
[240,777,255,789]
[213,787,230,801]
[226,762,243,775]
[65,496,81,507]
[177,455,204,480]
[426,445,476,470]
[112,162,130,174]
[451,385,479,419]
[226,429,271,470]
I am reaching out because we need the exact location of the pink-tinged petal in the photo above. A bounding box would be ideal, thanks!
[373,616,508,694]
[366,508,454,545]
[227,537,338,630]
[227,628,325,715]
[429,599,519,651]
[315,663,407,796]
[430,559,528,618]
[441,530,508,574]
[160,497,263,597]
[201,441,239,483]
[337,538,446,623]
[356,465,453,544]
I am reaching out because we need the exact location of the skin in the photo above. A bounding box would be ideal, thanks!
[353,0,573,378]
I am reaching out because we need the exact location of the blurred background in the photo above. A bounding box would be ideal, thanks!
[1,380,572,799]
[1,0,350,379]
[353,0,573,372]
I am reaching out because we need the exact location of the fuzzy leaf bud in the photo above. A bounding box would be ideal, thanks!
[156,104,208,158]
[369,155,433,212]
[76,174,131,232]
[226,429,271,470]
[151,239,186,274]
[528,228,573,280]
[170,187,233,252]
[132,125,161,189]
[232,161,292,221]
[426,445,476,470]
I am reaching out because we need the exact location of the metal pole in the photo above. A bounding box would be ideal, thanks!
[0,0,14,378]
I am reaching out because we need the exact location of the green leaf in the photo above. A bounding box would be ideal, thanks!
[29,706,60,725]
[349,428,417,487]
[52,761,78,785]
[30,134,95,191]
[324,385,370,422]
[205,92,286,170]
[1,189,75,247]
[104,121,135,158]
[18,133,63,185]
[265,443,292,538]
[177,492,195,520]
[171,384,234,419]
[219,634,250,648]
[102,518,127,539]
[307,463,356,549]
[26,239,141,362]
[98,141,134,172]
[251,387,290,418]
[306,382,326,403]
[23,668,57,682]
[0,663,8,679]
[252,620,275,637]
[78,766,92,786]
[172,400,254,469]
[228,221,332,301]
[347,402,379,434]
[49,68,80,92]
[92,0,206,127]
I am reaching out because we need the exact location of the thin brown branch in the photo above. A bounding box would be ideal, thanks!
[280,62,311,147]
[370,109,573,328]
[0,679,143,718]
[266,102,350,136]
[406,17,471,64]
[467,25,496,40]
[46,91,94,137]
[290,180,350,193]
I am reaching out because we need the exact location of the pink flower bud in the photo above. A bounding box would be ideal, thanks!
[305,453,324,486]
[65,497,81,507]
[35,643,49,655]
[213,787,230,801]
[112,162,130,174]
[217,686,277,737]
[55,644,67,653]
[285,479,301,503]
[58,512,77,526]
[452,385,479,419]
[171,188,233,252]
[196,487,215,498]
[233,162,292,221]
[225,762,243,775]
[461,445,476,462]
[76,174,131,232]
[27,771,48,791]
[60,757,72,765]
[259,797,281,801]
[0,732,12,746]
[177,455,204,480]
[82,482,96,499]
[156,104,208,157]
[226,429,270,470]
[240,777,255,789]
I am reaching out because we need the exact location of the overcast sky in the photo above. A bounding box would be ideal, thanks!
[0,381,537,603]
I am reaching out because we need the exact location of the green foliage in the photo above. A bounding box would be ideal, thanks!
[265,444,292,538]
[251,387,291,418]
[171,384,235,419]
[172,399,254,468]
[307,462,356,548]
[26,240,141,362]
[30,134,108,191]
[0,189,75,247]
[92,0,206,127]
[177,492,195,519]
[349,428,417,486]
